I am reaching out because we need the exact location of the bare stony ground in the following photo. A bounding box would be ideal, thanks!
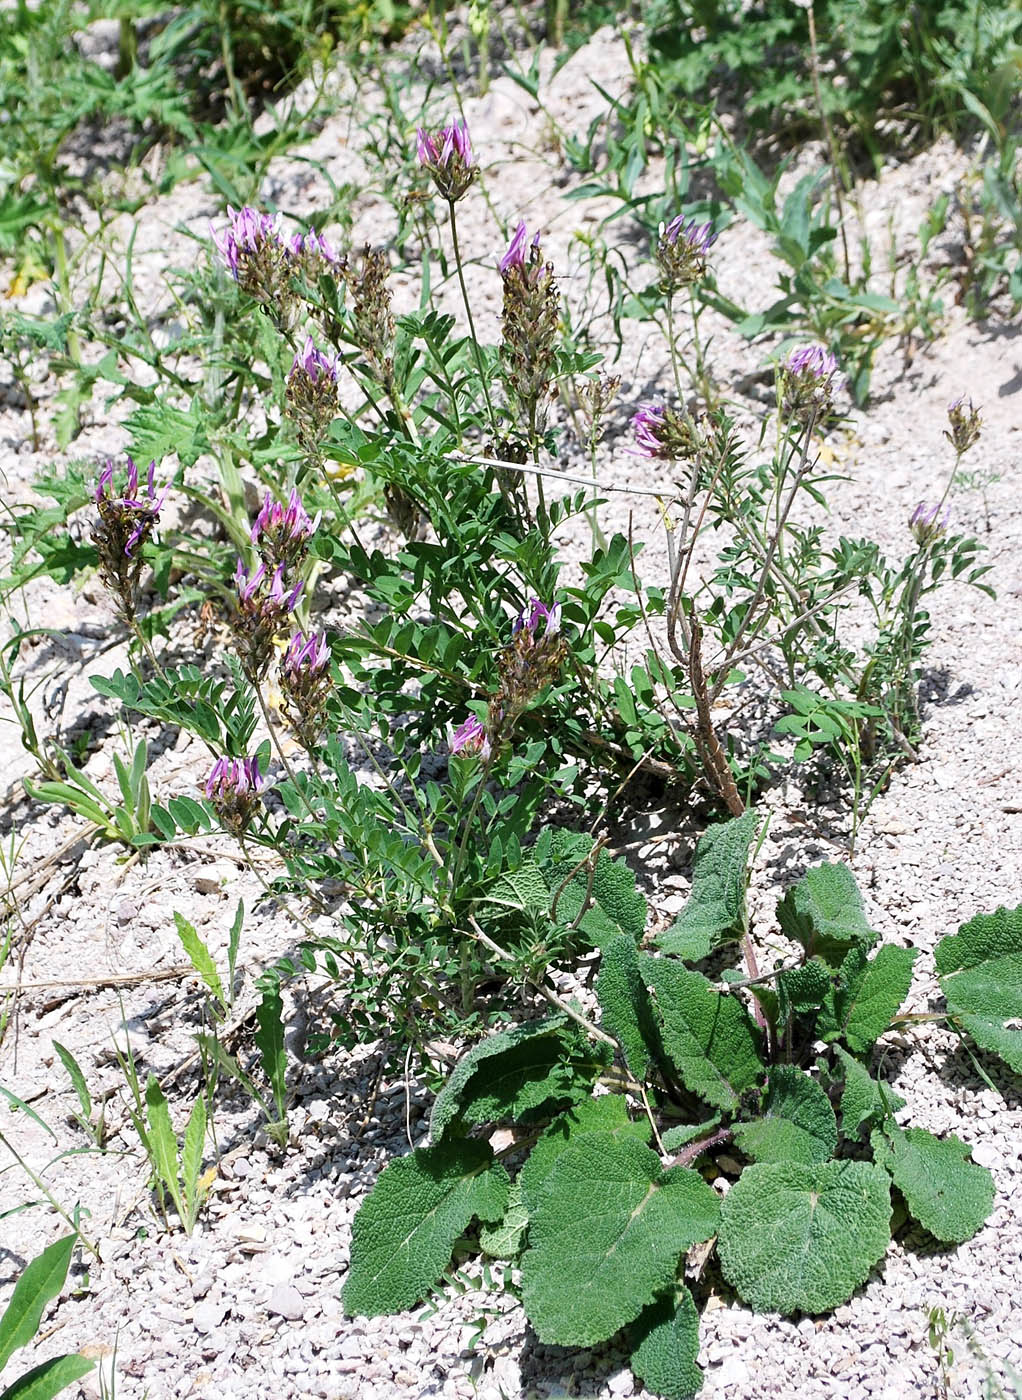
[0,15,1020,1400]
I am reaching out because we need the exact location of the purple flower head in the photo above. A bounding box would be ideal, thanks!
[630,403,668,459]
[205,756,265,801]
[662,216,716,257]
[499,221,542,276]
[513,598,561,641]
[287,230,339,264]
[785,343,840,380]
[211,205,280,280]
[234,558,265,603]
[290,336,338,386]
[416,121,475,201]
[94,456,168,557]
[450,713,491,760]
[909,501,952,543]
[251,488,321,550]
[284,630,330,677]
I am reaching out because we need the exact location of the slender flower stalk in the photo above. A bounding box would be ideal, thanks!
[447,199,499,440]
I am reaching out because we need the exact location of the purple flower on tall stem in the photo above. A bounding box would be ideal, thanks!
[779,343,843,425]
[785,343,839,380]
[251,488,321,571]
[499,220,541,276]
[416,120,475,201]
[290,336,337,386]
[909,501,952,544]
[283,629,330,678]
[657,215,716,290]
[211,205,280,281]
[92,455,168,625]
[234,558,303,613]
[630,403,669,459]
[450,713,491,760]
[662,216,716,255]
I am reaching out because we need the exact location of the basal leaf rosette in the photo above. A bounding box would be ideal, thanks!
[717,1159,891,1314]
[630,1288,703,1400]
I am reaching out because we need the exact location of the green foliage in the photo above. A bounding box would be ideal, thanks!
[645,960,764,1111]
[936,904,1022,1073]
[777,862,881,965]
[732,1065,837,1166]
[717,1160,891,1314]
[656,811,758,960]
[521,1136,720,1345]
[629,1289,702,1400]
[142,1076,209,1235]
[819,944,917,1052]
[834,1046,904,1140]
[0,1235,92,1400]
[254,980,289,1144]
[871,1124,995,1245]
[343,1140,510,1317]
[596,936,667,1080]
[519,1095,650,1212]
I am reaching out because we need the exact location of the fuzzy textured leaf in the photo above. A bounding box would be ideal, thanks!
[935,905,1022,1073]
[871,1125,995,1244]
[343,1140,509,1316]
[776,961,832,1020]
[718,1160,891,1314]
[522,1137,720,1345]
[429,1017,608,1142]
[645,959,764,1111]
[478,1180,528,1260]
[732,1066,837,1165]
[834,1047,904,1138]
[777,863,880,965]
[596,936,665,1080]
[657,811,758,960]
[548,828,647,944]
[519,1095,649,1213]
[630,1289,702,1400]
[819,945,917,1053]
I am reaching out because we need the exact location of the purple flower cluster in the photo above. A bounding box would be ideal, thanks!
[785,344,840,380]
[279,630,332,744]
[290,337,337,386]
[779,343,843,425]
[628,402,703,462]
[285,338,340,453]
[204,756,266,836]
[630,403,669,460]
[210,206,338,329]
[234,559,304,612]
[95,456,168,557]
[657,214,716,290]
[662,216,716,256]
[211,206,280,281]
[513,598,561,640]
[283,629,329,678]
[251,488,321,571]
[450,713,491,760]
[909,501,952,544]
[92,455,169,625]
[416,120,475,202]
[499,221,541,276]
[231,558,304,680]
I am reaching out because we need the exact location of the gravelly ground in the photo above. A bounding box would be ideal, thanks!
[1,12,1020,1400]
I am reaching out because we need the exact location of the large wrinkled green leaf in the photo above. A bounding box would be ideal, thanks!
[834,1046,904,1139]
[718,1159,891,1314]
[428,1016,609,1141]
[645,958,764,1111]
[343,1140,509,1316]
[596,936,666,1080]
[819,945,917,1053]
[519,1095,649,1212]
[630,1289,703,1400]
[657,811,758,960]
[522,1136,720,1345]
[478,1180,529,1260]
[777,863,880,966]
[935,904,1022,1073]
[732,1065,837,1165]
[871,1124,995,1244]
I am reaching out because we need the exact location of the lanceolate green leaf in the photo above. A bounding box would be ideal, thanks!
[0,1354,95,1400]
[429,1017,609,1142]
[657,811,758,960]
[819,945,917,1053]
[522,1136,720,1345]
[0,1236,77,1373]
[519,1095,649,1213]
[645,959,764,1111]
[344,1140,510,1317]
[630,1288,703,1400]
[172,911,226,1009]
[718,1160,891,1315]
[777,863,880,965]
[935,904,1022,1074]
[732,1065,837,1165]
[596,936,666,1080]
[871,1125,995,1244]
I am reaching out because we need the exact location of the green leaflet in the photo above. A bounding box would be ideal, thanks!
[834,1046,904,1138]
[521,1136,720,1346]
[819,945,917,1053]
[519,1095,649,1213]
[428,1016,609,1142]
[775,960,832,1020]
[935,904,1022,1073]
[343,1140,510,1317]
[871,1124,995,1244]
[0,1354,95,1400]
[0,1236,77,1373]
[657,811,758,960]
[732,1065,837,1165]
[645,958,764,1112]
[777,863,880,966]
[478,1180,529,1260]
[718,1159,891,1315]
[596,936,667,1081]
[630,1288,703,1400]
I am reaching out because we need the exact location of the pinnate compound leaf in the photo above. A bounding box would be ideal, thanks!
[597,936,666,1080]
[645,959,764,1112]
[657,811,758,960]
[732,1065,837,1165]
[522,1137,720,1345]
[935,904,1022,1073]
[819,945,917,1053]
[478,1180,529,1260]
[718,1160,891,1314]
[0,1235,77,1373]
[777,863,880,966]
[870,1125,995,1244]
[630,1288,702,1400]
[343,1140,510,1316]
[519,1095,649,1213]
[429,1017,609,1143]
[834,1046,904,1139]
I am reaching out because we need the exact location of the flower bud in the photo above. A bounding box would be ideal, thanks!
[945,396,981,455]
[909,501,951,545]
